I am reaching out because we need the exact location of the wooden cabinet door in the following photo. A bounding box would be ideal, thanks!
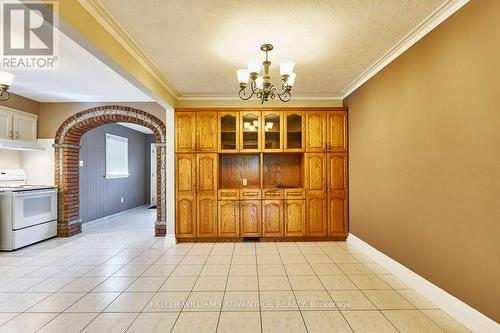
[262,111,283,152]
[13,113,37,142]
[196,111,217,152]
[306,196,327,236]
[262,200,283,237]
[197,197,217,237]
[306,111,327,152]
[327,153,348,236]
[219,111,239,152]
[197,154,218,195]
[218,200,239,237]
[0,108,13,140]
[240,200,261,237]
[328,111,347,151]
[240,111,261,152]
[175,154,196,237]
[285,200,305,236]
[196,154,218,237]
[305,153,327,194]
[305,153,327,236]
[175,112,196,152]
[284,111,305,152]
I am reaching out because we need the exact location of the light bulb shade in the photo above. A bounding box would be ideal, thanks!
[280,60,295,76]
[256,76,264,89]
[236,69,250,84]
[0,71,15,87]
[243,122,251,129]
[247,59,261,74]
[252,120,259,127]
[287,73,296,87]
[266,122,274,129]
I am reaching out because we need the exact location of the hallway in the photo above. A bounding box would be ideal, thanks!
[0,208,468,332]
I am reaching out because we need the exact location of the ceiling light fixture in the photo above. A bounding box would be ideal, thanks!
[0,71,15,102]
[236,44,296,104]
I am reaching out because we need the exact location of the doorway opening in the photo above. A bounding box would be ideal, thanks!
[54,105,166,237]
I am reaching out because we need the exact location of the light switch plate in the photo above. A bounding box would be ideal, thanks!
[79,160,84,167]
[242,178,247,186]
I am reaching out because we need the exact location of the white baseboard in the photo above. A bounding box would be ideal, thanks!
[347,233,499,333]
[82,204,149,229]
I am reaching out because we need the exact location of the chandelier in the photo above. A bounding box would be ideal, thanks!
[236,44,296,104]
[0,71,15,102]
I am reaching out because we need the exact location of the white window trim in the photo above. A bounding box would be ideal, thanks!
[105,133,130,179]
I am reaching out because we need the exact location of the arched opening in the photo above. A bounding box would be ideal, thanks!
[54,105,166,236]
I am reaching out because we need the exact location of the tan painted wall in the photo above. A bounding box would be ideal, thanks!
[345,0,500,322]
[0,92,40,115]
[37,102,166,138]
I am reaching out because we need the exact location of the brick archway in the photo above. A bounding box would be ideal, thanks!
[54,105,167,237]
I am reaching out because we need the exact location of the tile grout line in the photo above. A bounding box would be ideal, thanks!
[168,242,212,333]
[215,243,235,332]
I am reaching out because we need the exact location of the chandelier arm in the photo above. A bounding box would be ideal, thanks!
[238,80,257,100]
[0,90,10,102]
[277,90,291,102]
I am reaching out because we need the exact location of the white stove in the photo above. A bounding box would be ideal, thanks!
[0,169,58,251]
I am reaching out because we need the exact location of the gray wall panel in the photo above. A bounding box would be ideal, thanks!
[79,123,151,223]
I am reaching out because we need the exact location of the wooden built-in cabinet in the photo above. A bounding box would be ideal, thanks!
[196,154,218,237]
[175,107,348,241]
[306,111,327,152]
[262,111,283,152]
[175,154,196,238]
[327,153,348,236]
[284,111,305,152]
[305,153,328,236]
[175,112,196,152]
[218,200,239,237]
[262,200,284,237]
[218,112,239,152]
[196,112,218,151]
[327,112,347,151]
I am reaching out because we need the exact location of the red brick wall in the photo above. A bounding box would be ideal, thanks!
[54,105,167,236]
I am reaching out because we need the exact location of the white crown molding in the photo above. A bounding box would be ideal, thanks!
[177,94,343,101]
[79,0,180,98]
[340,0,470,99]
[347,233,500,333]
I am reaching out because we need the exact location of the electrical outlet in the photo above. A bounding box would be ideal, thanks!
[120,197,124,203]
[242,178,247,186]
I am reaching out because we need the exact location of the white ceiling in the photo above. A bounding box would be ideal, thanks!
[3,3,152,103]
[97,0,447,98]
[117,122,154,134]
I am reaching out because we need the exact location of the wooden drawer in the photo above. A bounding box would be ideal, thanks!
[262,188,283,200]
[218,189,239,200]
[239,188,261,200]
[284,188,305,200]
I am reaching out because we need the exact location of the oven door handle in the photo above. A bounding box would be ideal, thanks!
[12,189,57,197]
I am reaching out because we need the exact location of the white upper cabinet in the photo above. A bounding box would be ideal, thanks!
[0,107,37,143]
[13,113,37,142]
[0,108,13,140]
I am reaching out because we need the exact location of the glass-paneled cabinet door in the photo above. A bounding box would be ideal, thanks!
[284,111,305,152]
[240,111,261,152]
[262,111,283,152]
[218,112,239,152]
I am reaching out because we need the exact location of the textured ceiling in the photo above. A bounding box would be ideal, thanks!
[97,0,446,98]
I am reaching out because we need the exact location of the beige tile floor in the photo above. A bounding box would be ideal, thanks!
[0,208,472,333]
